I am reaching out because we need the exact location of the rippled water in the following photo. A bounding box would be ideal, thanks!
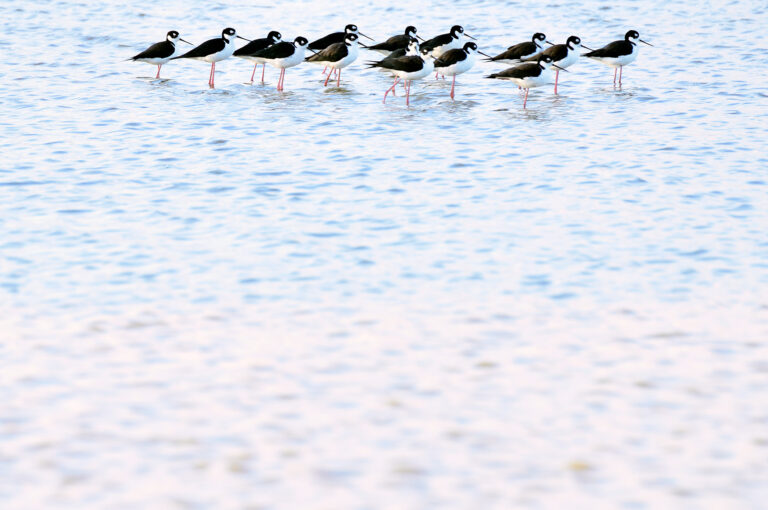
[2,0,768,508]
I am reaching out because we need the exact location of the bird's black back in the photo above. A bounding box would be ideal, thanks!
[434,48,468,68]
[369,33,410,51]
[308,32,345,51]
[368,55,424,73]
[132,40,175,60]
[306,41,349,62]
[250,41,296,60]
[173,38,225,59]
[234,37,275,57]
[584,40,632,58]
[420,32,453,51]
[495,41,537,61]
[526,43,567,62]
[488,62,542,79]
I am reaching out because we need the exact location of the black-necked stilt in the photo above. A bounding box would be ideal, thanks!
[129,30,193,79]
[483,32,549,65]
[583,30,653,86]
[308,24,373,51]
[172,28,250,88]
[305,33,360,87]
[421,25,474,79]
[367,26,423,55]
[375,37,420,64]
[233,30,282,83]
[524,35,591,94]
[367,47,434,105]
[421,25,475,58]
[433,42,489,99]
[248,36,309,91]
[486,55,565,108]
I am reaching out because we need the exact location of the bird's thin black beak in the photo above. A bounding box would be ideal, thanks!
[237,35,251,42]
[478,51,491,58]
[581,44,594,51]
[553,64,568,72]
[640,39,653,46]
[416,34,425,42]
[465,33,477,40]
[546,40,554,46]
[180,38,193,45]
[358,31,375,42]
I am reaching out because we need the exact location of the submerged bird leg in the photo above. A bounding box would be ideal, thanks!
[406,80,411,106]
[384,77,400,103]
[523,88,529,109]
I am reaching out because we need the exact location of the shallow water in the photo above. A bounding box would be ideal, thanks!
[2,0,768,508]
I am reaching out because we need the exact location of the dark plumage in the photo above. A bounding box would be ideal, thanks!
[233,30,281,57]
[306,38,352,63]
[309,24,358,51]
[173,38,225,60]
[484,33,547,63]
[131,40,175,60]
[433,47,469,68]
[366,54,426,73]
[487,62,544,80]
[421,25,464,52]
[367,26,418,52]
[251,41,298,60]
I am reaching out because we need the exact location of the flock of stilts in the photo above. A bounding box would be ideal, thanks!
[129,24,652,108]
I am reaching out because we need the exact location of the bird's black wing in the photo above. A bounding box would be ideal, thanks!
[487,63,541,79]
[584,40,632,58]
[233,37,272,57]
[434,48,467,68]
[487,41,536,61]
[132,40,175,60]
[250,41,295,59]
[420,33,452,51]
[368,33,409,51]
[367,55,424,72]
[308,32,345,51]
[172,38,224,59]
[523,44,566,63]
[306,41,348,62]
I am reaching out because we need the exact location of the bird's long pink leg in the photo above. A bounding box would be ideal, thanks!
[435,71,439,80]
[261,64,266,84]
[322,66,328,75]
[619,66,623,86]
[250,64,257,82]
[523,88,529,108]
[406,80,411,106]
[209,62,215,87]
[450,75,456,99]
[156,65,161,79]
[613,67,617,85]
[281,69,286,90]
[383,77,400,103]
[324,68,332,86]
[554,69,559,94]
[337,69,341,87]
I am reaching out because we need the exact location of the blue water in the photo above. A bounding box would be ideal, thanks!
[2,0,768,508]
